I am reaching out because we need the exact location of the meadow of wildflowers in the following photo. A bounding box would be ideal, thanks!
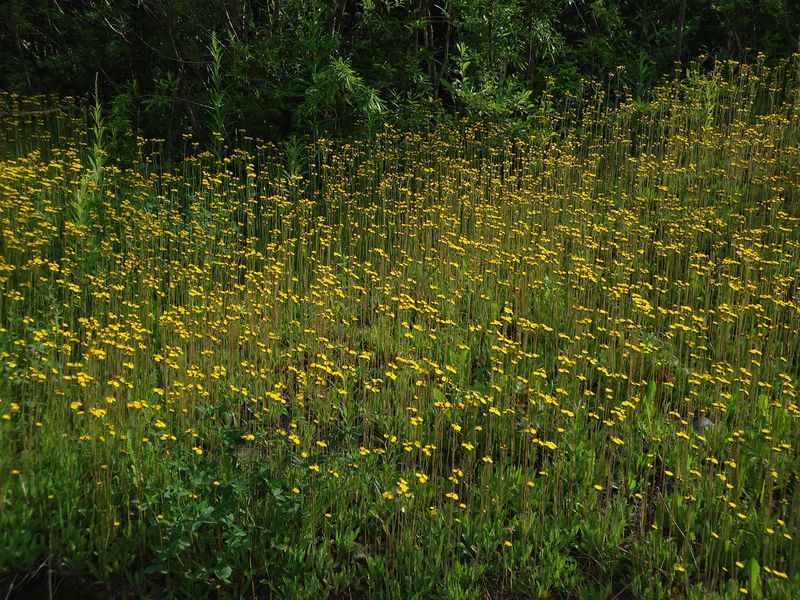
[1,57,799,599]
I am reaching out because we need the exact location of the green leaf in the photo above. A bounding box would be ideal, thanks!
[749,558,762,598]
[757,394,770,417]
[431,387,446,405]
[645,380,657,404]
[215,565,232,582]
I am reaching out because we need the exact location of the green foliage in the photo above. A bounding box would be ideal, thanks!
[448,41,536,119]
[296,57,384,137]
[1,0,798,143]
[208,31,228,156]
[71,79,106,228]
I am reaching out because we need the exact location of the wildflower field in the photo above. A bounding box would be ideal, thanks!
[1,58,800,599]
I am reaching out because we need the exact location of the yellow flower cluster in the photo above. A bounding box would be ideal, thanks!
[1,57,799,593]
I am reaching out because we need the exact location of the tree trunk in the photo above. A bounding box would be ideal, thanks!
[675,0,687,64]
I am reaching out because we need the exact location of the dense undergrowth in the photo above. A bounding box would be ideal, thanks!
[1,57,800,599]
